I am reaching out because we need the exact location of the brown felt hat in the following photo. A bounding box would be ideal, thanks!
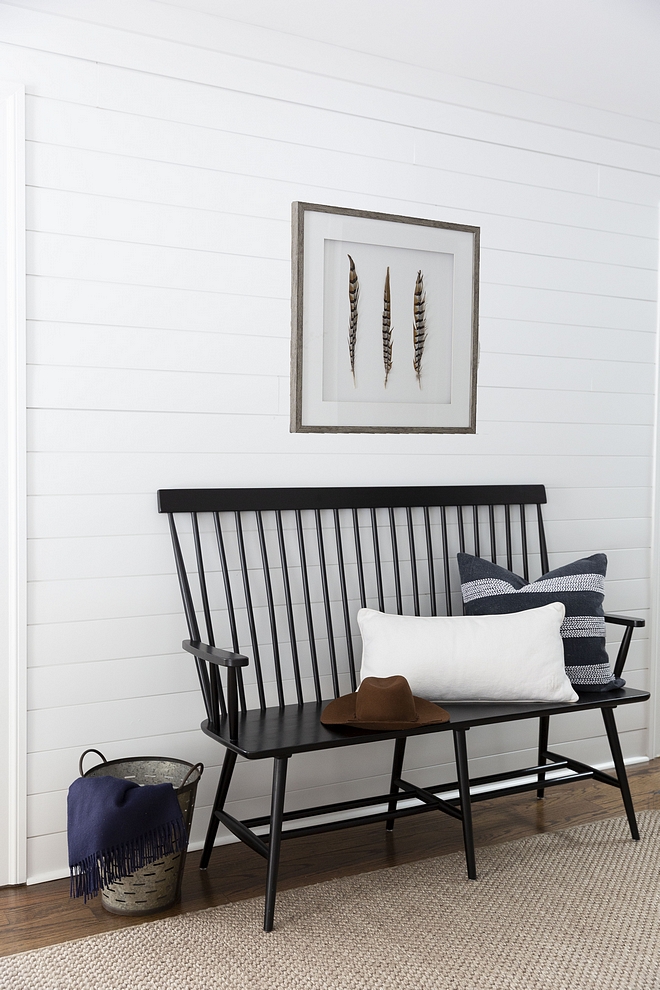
[320,675,450,731]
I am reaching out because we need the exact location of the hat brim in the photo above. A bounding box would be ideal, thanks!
[320,692,450,731]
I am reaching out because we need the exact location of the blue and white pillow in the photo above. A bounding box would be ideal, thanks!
[457,552,623,693]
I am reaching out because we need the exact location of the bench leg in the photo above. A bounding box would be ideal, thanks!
[264,756,289,932]
[200,748,237,870]
[602,707,640,841]
[537,715,550,799]
[386,737,407,832]
[453,729,477,880]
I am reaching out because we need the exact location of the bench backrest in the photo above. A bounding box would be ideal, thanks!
[158,485,549,718]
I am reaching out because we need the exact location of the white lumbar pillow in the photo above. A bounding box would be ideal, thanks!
[357,603,578,704]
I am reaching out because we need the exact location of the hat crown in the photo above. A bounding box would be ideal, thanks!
[355,675,418,724]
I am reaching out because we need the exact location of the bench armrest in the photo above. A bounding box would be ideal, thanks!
[183,640,249,667]
[603,615,644,678]
[604,614,645,628]
[183,640,246,741]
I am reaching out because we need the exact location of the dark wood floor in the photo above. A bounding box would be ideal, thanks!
[3,758,660,957]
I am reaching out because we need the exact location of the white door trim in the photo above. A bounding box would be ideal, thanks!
[0,80,26,887]
[648,205,660,762]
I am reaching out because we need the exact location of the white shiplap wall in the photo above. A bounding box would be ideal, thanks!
[0,0,657,882]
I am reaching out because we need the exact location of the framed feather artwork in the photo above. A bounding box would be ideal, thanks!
[290,202,480,434]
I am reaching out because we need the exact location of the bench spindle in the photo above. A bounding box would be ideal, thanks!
[334,509,358,692]
[276,510,305,707]
[423,506,437,616]
[505,504,513,571]
[488,504,497,563]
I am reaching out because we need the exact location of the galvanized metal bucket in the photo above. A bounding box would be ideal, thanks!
[79,749,203,916]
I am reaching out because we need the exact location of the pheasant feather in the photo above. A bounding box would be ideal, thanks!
[412,269,426,388]
[347,255,359,384]
[382,266,393,387]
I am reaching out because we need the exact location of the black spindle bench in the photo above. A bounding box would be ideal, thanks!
[158,484,648,931]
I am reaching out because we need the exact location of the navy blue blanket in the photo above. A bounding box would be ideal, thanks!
[68,775,186,901]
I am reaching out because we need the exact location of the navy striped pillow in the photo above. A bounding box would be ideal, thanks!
[457,552,623,693]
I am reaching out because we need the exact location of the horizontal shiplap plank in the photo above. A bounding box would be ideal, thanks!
[98,66,602,194]
[26,99,660,236]
[592,584,650,614]
[479,322,655,365]
[28,573,181,625]
[480,250,656,301]
[27,533,175,582]
[31,189,657,299]
[27,690,205,753]
[27,275,290,336]
[563,547,650,580]
[606,638,647,673]
[26,187,291,259]
[26,451,654,497]
[25,486,652,542]
[26,379,655,439]
[599,166,660,207]
[28,246,657,331]
[476,388,653,426]
[28,654,198,709]
[550,692,649,743]
[28,323,289,377]
[28,612,190,668]
[27,832,69,880]
[479,352,655,394]
[26,398,654,460]
[27,791,67,840]
[28,225,657,301]
[478,218,657,271]
[27,727,220,796]
[27,144,658,273]
[545,517,650,553]
[7,4,660,174]
[28,592,648,669]
[27,493,161,539]
[28,365,281,415]
[27,560,649,627]
[24,419,654,459]
[481,283,657,334]
[413,129,598,196]
[28,779,224,842]
[75,80,422,171]
[545,487,652,520]
[27,231,289,298]
[25,583,649,660]
[25,517,649,583]
[27,60,609,201]
[0,38,100,101]
[9,0,660,151]
[27,142,293,223]
[26,232,657,316]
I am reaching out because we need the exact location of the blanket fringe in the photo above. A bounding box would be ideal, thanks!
[70,818,187,901]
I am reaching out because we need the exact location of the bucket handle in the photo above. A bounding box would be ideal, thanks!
[79,748,107,777]
[179,762,204,790]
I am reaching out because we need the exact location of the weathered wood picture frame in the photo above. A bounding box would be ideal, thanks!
[290,202,480,434]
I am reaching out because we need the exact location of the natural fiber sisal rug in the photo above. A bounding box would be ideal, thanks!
[2,812,660,990]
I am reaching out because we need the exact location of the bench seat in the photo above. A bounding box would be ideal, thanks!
[202,687,649,759]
